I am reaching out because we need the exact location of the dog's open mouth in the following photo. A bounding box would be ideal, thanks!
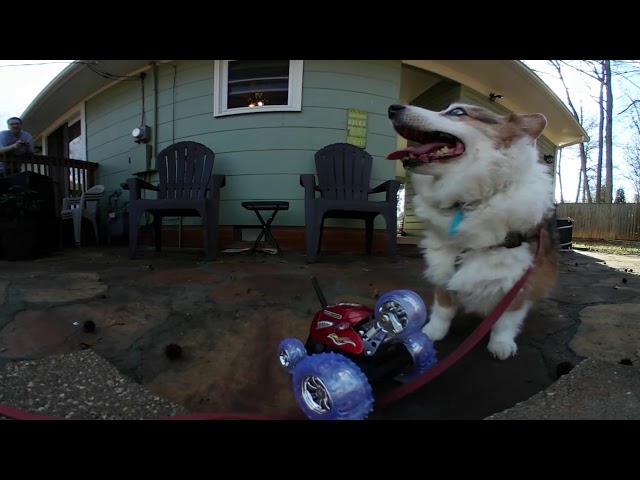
[387,125,465,167]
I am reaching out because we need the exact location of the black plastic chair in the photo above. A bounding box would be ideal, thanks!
[125,141,226,260]
[300,143,399,263]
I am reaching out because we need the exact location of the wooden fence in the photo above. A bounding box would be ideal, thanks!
[556,203,640,241]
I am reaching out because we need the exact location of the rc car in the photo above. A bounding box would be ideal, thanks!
[278,278,437,420]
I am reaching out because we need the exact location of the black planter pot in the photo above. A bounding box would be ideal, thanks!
[0,219,39,261]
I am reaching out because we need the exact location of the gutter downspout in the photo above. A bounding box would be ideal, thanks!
[151,61,158,171]
[152,61,182,248]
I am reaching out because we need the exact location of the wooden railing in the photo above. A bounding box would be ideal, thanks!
[1,154,99,214]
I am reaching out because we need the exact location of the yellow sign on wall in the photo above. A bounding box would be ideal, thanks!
[347,109,367,148]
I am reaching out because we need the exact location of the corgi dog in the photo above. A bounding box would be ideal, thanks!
[387,103,559,360]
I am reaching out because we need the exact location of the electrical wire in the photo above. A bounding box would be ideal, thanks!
[140,73,146,126]
[0,60,144,83]
[171,63,177,144]
[0,61,80,68]
[84,61,140,81]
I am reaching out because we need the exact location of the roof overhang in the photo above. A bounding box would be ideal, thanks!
[403,60,589,147]
[21,60,153,138]
[23,60,588,148]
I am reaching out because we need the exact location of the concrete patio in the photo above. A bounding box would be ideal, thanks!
[1,243,639,420]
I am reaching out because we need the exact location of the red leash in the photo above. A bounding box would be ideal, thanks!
[0,230,543,420]
[377,228,543,407]
[0,406,303,421]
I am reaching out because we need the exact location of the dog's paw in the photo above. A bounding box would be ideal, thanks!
[422,320,449,341]
[487,338,518,360]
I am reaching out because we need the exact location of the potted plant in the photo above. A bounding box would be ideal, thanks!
[0,185,43,260]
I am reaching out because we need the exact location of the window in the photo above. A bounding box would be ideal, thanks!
[214,60,303,117]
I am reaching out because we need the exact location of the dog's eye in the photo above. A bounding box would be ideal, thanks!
[447,107,466,116]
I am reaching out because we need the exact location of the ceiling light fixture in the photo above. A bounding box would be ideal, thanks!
[247,92,266,108]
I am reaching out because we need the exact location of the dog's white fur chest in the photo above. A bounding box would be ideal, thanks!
[411,150,552,315]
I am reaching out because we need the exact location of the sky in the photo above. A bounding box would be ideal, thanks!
[0,59,637,202]
[522,60,638,202]
[0,60,74,125]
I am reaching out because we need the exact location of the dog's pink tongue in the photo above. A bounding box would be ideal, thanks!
[386,143,448,160]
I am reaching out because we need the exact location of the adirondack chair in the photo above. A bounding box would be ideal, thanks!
[300,143,400,263]
[125,141,226,261]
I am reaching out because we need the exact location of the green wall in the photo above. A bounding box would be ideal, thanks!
[85,60,402,229]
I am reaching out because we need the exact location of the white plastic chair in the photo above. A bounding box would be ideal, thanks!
[60,184,105,247]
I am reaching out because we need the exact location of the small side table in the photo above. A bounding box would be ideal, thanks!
[241,201,289,254]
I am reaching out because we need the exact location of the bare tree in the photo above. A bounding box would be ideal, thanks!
[527,60,640,203]
[575,154,582,203]
[574,61,606,202]
[585,165,599,202]
[566,60,640,202]
[604,60,614,202]
[616,70,640,203]
[622,97,640,202]
[577,109,601,203]
[546,61,594,202]
[622,159,640,202]
[557,146,564,202]
[555,60,615,202]
[596,62,605,202]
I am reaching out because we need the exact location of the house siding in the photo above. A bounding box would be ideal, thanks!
[412,79,462,112]
[84,60,401,228]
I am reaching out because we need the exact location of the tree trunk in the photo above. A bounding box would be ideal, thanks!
[575,164,582,203]
[604,60,614,203]
[557,147,564,203]
[579,142,592,202]
[548,61,594,203]
[578,105,592,203]
[596,63,605,203]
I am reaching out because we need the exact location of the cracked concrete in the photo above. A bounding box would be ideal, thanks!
[0,244,639,420]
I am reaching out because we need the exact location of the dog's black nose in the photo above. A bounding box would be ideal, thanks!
[388,104,406,119]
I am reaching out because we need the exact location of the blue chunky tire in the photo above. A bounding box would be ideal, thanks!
[395,332,438,383]
[277,338,307,374]
[292,352,374,420]
[374,290,428,337]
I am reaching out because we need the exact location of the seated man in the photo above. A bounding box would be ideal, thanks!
[0,116,34,176]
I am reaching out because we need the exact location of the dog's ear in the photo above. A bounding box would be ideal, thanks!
[511,113,547,139]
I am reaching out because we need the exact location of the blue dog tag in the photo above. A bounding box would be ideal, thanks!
[449,209,464,236]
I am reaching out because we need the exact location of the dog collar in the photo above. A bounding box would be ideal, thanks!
[454,229,539,270]
[493,230,541,249]
[497,232,528,249]
[449,209,464,236]
[448,202,472,236]
[448,203,537,247]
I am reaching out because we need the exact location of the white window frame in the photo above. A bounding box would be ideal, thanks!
[213,60,304,117]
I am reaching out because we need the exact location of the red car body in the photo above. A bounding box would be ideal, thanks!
[308,303,373,355]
